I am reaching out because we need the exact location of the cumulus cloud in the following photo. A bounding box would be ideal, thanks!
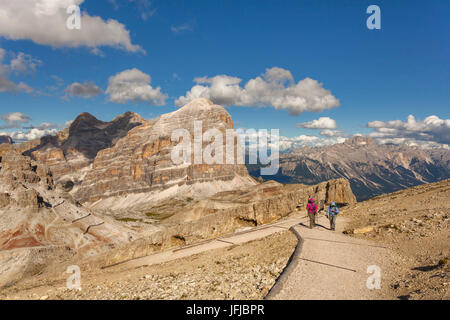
[0,48,38,93]
[297,117,337,129]
[9,52,42,74]
[129,0,156,20]
[278,134,346,152]
[367,114,450,147]
[1,128,58,142]
[176,67,340,115]
[171,23,192,34]
[319,129,347,137]
[64,81,103,98]
[238,128,345,153]
[0,0,142,53]
[0,112,31,129]
[106,68,168,105]
[23,122,59,130]
[0,76,33,93]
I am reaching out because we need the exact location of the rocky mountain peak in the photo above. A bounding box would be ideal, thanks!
[181,98,215,111]
[69,112,105,134]
[172,98,230,119]
[0,136,13,145]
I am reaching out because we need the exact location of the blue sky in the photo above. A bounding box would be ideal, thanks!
[0,0,448,149]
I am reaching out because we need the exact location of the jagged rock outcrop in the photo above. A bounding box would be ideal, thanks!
[0,149,53,209]
[250,136,450,201]
[23,111,146,185]
[75,98,256,208]
[0,136,13,145]
[312,178,357,206]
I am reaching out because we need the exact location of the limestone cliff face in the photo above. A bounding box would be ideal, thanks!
[74,98,255,205]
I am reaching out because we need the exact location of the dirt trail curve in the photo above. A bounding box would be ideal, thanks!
[267,215,396,300]
[112,214,307,270]
[113,212,397,300]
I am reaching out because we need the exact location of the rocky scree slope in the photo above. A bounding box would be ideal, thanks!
[344,179,450,300]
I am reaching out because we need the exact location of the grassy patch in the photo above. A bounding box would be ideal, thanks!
[116,217,143,223]
[145,212,158,217]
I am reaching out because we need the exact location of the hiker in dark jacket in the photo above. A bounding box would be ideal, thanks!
[306,198,318,229]
[326,202,339,231]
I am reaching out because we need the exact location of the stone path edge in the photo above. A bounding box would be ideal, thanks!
[264,225,303,299]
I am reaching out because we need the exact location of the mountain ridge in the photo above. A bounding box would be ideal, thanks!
[250,136,450,201]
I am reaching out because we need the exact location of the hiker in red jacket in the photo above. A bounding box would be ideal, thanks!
[306,197,318,229]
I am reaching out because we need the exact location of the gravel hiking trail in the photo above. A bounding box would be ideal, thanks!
[267,214,397,300]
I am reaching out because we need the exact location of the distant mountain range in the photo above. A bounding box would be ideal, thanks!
[248,136,450,201]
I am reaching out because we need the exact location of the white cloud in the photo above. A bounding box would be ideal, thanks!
[64,81,103,98]
[0,76,33,93]
[238,128,345,153]
[297,117,337,129]
[0,48,38,93]
[176,67,340,115]
[171,23,192,34]
[320,129,347,137]
[0,0,142,53]
[279,134,345,152]
[129,0,156,20]
[3,128,58,142]
[106,68,168,105]
[0,112,31,128]
[23,122,59,130]
[367,114,450,147]
[9,52,42,74]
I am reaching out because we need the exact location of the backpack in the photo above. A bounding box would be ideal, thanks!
[307,202,317,214]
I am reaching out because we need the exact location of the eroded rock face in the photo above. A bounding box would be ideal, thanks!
[23,111,146,185]
[75,98,255,206]
[311,178,357,206]
[0,149,53,209]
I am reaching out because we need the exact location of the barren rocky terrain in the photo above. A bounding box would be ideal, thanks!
[344,179,450,299]
[0,231,297,300]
